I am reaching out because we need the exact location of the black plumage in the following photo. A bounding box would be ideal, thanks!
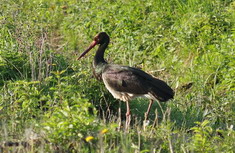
[102,65,174,102]
[78,32,174,128]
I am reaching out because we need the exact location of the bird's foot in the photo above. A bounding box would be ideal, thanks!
[143,120,150,131]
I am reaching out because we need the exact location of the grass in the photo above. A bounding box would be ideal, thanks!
[0,0,235,152]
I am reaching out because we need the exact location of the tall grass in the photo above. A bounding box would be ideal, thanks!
[0,0,235,152]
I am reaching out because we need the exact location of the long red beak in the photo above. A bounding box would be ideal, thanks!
[77,40,98,60]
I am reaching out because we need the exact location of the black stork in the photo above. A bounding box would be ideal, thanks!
[78,32,174,128]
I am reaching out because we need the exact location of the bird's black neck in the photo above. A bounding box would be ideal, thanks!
[93,41,109,67]
[92,41,109,81]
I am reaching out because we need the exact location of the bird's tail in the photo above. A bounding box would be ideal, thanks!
[148,78,174,102]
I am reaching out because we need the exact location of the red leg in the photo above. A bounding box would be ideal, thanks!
[125,101,131,130]
[144,99,154,122]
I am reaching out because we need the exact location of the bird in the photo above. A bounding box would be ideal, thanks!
[77,32,174,129]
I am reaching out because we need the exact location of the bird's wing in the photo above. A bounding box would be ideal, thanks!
[126,66,174,101]
[102,65,174,102]
[102,65,149,94]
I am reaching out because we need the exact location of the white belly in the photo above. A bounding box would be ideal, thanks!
[102,76,154,102]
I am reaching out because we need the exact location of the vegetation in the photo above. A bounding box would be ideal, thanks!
[0,0,235,152]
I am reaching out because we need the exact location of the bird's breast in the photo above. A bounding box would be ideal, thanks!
[92,62,107,81]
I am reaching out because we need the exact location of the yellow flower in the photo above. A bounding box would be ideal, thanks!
[100,128,108,134]
[85,136,94,142]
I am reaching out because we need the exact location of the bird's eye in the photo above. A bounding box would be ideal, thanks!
[94,36,98,41]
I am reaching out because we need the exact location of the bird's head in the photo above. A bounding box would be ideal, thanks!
[77,32,110,60]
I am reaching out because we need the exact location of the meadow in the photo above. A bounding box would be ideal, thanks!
[0,0,235,152]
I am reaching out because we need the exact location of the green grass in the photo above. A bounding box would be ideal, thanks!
[0,0,235,152]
